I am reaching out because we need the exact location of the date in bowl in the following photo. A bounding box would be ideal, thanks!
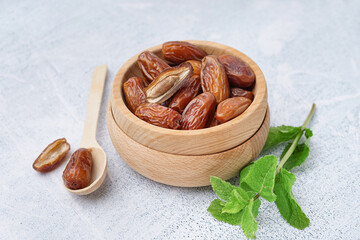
[107,40,269,187]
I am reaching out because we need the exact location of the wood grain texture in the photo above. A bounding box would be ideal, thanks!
[110,40,268,155]
[107,103,270,187]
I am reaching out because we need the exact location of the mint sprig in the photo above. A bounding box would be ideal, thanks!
[207,104,316,239]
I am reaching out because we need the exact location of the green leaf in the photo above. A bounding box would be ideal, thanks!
[239,164,255,192]
[240,163,252,182]
[304,128,313,145]
[252,198,261,218]
[241,155,278,202]
[207,199,242,225]
[239,198,259,239]
[222,188,253,214]
[281,143,310,171]
[274,168,310,229]
[304,128,313,139]
[210,176,237,201]
[263,126,302,151]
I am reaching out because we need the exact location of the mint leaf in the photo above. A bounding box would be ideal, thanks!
[239,164,255,192]
[222,188,254,214]
[281,143,310,171]
[241,155,278,202]
[207,199,242,225]
[239,199,259,239]
[240,163,252,182]
[263,126,302,151]
[252,198,261,217]
[304,128,313,139]
[210,176,237,201]
[274,168,310,229]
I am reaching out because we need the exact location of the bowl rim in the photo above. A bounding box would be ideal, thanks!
[110,40,268,155]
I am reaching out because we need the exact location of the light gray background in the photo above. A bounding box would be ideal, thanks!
[1,0,359,239]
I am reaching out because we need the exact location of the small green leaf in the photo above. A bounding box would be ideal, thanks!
[207,199,242,225]
[222,188,253,214]
[274,168,310,229]
[239,199,258,239]
[210,176,237,201]
[281,143,310,171]
[304,128,313,139]
[263,126,302,151]
[241,155,278,202]
[304,128,313,145]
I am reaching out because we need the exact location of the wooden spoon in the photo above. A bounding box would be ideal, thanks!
[64,65,108,195]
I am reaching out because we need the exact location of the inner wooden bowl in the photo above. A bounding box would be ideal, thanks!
[110,40,268,156]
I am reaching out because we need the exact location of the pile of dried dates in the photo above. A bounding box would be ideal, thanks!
[123,41,255,130]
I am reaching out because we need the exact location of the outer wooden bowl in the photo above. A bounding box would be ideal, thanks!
[107,104,270,187]
[110,40,268,156]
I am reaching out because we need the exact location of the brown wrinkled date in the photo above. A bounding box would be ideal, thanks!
[62,148,93,190]
[135,103,182,129]
[145,62,193,104]
[160,98,172,107]
[33,138,70,172]
[201,55,230,103]
[138,51,170,84]
[185,60,202,76]
[230,88,254,101]
[207,112,219,128]
[162,41,207,64]
[123,77,147,112]
[218,54,255,88]
[216,97,252,124]
[169,75,201,113]
[181,92,216,130]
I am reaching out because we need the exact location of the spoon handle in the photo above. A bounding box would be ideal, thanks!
[80,65,107,146]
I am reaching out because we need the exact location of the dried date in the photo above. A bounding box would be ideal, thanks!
[160,98,172,107]
[181,92,216,130]
[185,60,202,76]
[218,54,255,88]
[207,112,219,128]
[138,51,170,84]
[201,55,230,103]
[216,97,251,124]
[169,75,201,113]
[33,138,70,172]
[123,77,147,112]
[145,62,193,104]
[162,41,207,64]
[62,148,93,190]
[230,88,254,101]
[135,103,182,129]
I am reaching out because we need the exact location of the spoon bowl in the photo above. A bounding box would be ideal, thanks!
[66,145,107,195]
[63,65,108,195]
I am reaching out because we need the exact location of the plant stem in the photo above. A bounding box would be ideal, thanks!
[252,104,315,202]
[276,104,316,173]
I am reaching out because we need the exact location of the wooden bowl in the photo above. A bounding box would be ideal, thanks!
[107,104,269,187]
[110,40,268,156]
[107,40,270,187]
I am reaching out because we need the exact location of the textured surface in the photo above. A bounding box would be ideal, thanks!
[0,0,359,239]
